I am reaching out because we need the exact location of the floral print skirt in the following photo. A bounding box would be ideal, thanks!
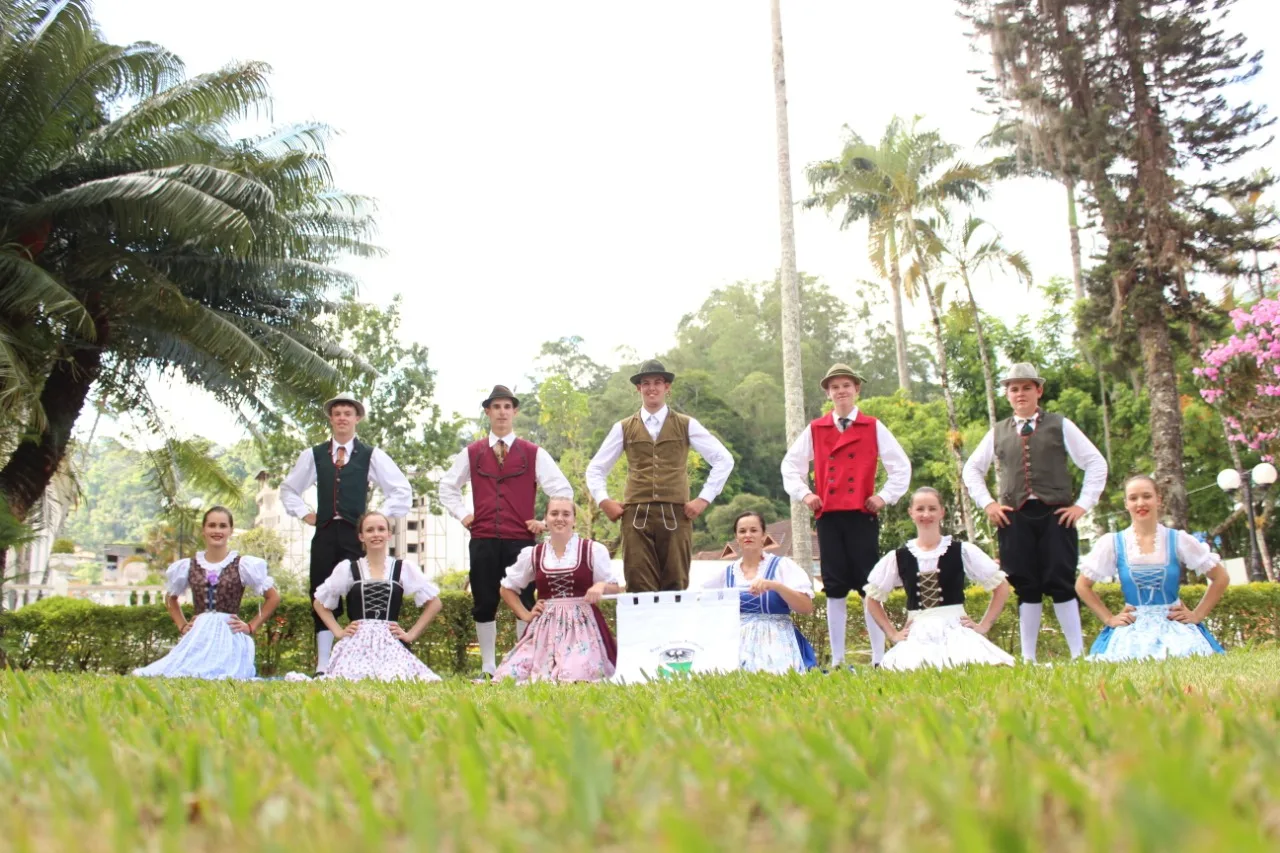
[494,598,615,684]
[311,620,441,683]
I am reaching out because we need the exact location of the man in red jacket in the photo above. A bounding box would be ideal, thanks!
[781,364,912,669]
[439,385,573,677]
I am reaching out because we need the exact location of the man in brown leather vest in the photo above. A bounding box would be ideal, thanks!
[586,360,735,591]
[962,363,1108,662]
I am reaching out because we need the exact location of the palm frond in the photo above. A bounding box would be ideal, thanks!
[0,245,93,335]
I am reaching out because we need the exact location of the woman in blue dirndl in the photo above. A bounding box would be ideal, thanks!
[1077,475,1229,661]
[699,511,817,674]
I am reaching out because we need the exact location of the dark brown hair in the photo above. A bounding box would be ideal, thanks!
[202,506,234,528]
[733,510,768,533]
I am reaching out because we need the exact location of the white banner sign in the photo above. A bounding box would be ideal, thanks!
[611,590,740,683]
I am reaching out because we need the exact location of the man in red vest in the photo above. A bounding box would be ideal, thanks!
[439,385,573,677]
[781,364,912,669]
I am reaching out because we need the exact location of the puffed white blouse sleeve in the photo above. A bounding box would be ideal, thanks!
[774,556,815,597]
[499,546,537,592]
[862,551,901,603]
[959,543,1007,591]
[398,559,440,605]
[236,556,276,595]
[1079,533,1119,583]
[164,558,192,596]
[313,560,356,609]
[590,541,622,586]
[1174,530,1222,575]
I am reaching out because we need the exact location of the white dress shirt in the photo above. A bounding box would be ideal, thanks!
[278,436,413,519]
[500,534,621,592]
[585,405,735,505]
[779,409,912,505]
[862,537,1007,603]
[437,433,574,522]
[961,413,1108,511]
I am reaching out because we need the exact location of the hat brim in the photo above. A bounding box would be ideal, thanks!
[482,394,520,408]
[999,377,1045,387]
[821,372,865,389]
[323,398,366,417]
[630,371,675,385]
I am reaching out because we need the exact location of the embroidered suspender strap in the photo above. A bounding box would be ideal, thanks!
[765,555,780,580]
[725,565,734,587]
[578,537,590,570]
[534,542,545,573]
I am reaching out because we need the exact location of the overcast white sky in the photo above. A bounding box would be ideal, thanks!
[91,0,1279,445]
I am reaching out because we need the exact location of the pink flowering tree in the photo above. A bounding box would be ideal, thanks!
[1195,298,1280,459]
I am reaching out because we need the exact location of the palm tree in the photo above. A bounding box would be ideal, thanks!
[0,2,374,542]
[934,213,1032,440]
[805,119,914,392]
[769,0,812,572]
[905,219,977,541]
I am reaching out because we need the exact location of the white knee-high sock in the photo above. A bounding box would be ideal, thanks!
[316,630,334,673]
[1019,603,1043,662]
[476,621,497,674]
[1053,599,1085,659]
[514,618,529,642]
[863,597,886,665]
[827,596,848,666]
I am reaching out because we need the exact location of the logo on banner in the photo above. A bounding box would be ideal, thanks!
[652,642,702,677]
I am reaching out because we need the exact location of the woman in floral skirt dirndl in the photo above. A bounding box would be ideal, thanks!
[306,510,444,682]
[493,497,621,683]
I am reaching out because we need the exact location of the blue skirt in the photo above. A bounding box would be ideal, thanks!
[1089,605,1225,662]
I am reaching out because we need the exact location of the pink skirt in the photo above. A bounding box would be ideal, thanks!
[494,598,615,684]
[324,620,441,683]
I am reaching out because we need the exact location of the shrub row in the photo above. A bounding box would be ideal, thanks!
[0,583,1276,676]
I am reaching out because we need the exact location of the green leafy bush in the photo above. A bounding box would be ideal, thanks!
[50,538,75,554]
[0,584,1274,676]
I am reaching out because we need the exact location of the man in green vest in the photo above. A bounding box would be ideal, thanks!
[962,363,1108,662]
[586,360,735,592]
[279,393,413,674]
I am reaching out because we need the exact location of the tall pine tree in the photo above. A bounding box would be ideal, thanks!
[959,0,1273,527]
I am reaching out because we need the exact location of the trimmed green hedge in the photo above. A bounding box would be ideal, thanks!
[1,584,1276,676]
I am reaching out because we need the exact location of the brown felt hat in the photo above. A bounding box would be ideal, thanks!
[481,384,520,408]
[629,359,675,385]
[820,363,866,389]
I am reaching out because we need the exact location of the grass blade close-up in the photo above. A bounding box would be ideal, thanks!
[1,651,1278,852]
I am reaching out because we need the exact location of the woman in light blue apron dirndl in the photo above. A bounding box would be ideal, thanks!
[1077,475,1229,662]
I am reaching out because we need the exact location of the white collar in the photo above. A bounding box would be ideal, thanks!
[831,408,860,425]
[331,436,356,451]
[195,550,239,569]
[544,533,580,558]
[905,536,952,560]
[488,432,516,447]
[1013,412,1040,425]
[640,405,669,424]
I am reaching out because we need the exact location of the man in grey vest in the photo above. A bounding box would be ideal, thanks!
[279,393,413,674]
[962,364,1107,662]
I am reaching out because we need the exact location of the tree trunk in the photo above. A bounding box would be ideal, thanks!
[921,266,977,541]
[1066,176,1086,300]
[961,269,1000,484]
[888,226,911,393]
[1097,369,1114,470]
[770,0,813,574]
[1135,300,1188,529]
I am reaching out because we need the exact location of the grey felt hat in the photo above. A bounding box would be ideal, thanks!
[629,359,675,385]
[322,392,365,417]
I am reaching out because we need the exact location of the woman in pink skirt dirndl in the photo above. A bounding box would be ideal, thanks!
[493,497,621,683]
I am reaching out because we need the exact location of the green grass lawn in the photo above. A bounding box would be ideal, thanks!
[1,651,1278,852]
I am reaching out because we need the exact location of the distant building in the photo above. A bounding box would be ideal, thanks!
[253,470,471,583]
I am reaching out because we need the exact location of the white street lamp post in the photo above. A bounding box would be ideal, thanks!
[1218,464,1275,582]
